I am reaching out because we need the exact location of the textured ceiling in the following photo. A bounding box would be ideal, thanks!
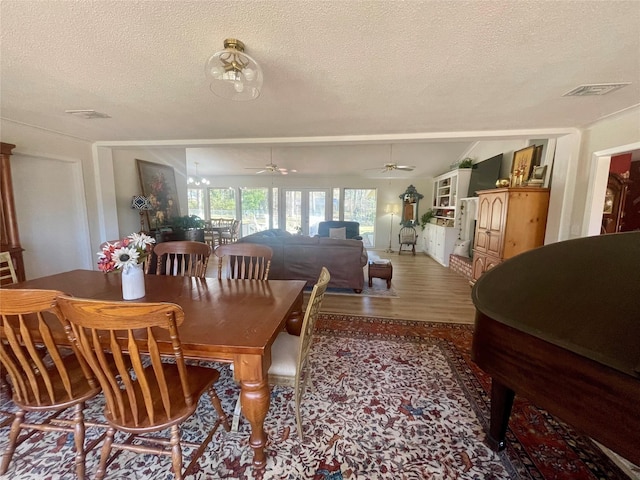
[1,0,638,177]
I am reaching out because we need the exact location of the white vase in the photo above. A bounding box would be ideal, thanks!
[121,263,145,300]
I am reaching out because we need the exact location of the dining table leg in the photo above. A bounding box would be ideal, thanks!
[285,290,305,336]
[236,354,271,471]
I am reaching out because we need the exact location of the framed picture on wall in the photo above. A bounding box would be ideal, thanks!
[510,145,536,186]
[136,159,180,230]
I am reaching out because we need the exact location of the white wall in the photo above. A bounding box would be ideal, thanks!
[573,107,640,237]
[1,120,95,279]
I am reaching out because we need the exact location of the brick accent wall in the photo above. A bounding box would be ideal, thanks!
[449,254,472,282]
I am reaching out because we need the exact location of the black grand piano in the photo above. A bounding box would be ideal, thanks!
[471,231,640,467]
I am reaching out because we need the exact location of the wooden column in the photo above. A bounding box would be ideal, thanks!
[1,142,26,282]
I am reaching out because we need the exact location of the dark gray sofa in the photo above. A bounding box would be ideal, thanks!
[237,229,368,292]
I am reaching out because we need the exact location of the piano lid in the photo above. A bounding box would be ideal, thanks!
[472,232,640,378]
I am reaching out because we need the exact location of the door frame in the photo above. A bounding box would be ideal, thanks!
[583,141,640,237]
[281,188,331,235]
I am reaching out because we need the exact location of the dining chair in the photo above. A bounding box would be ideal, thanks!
[214,243,272,280]
[203,221,218,249]
[231,267,330,439]
[0,251,18,285]
[398,226,418,255]
[0,289,104,479]
[153,240,211,278]
[220,219,241,244]
[56,295,231,480]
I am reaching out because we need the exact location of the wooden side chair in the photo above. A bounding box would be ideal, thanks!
[231,267,330,438]
[153,240,211,278]
[56,295,230,480]
[214,243,272,280]
[398,226,418,255]
[0,289,104,479]
[0,251,18,285]
[220,219,241,244]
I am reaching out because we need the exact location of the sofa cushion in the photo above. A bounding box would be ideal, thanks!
[329,227,347,239]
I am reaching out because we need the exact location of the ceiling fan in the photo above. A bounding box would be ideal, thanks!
[377,163,416,172]
[245,150,297,175]
[366,145,416,173]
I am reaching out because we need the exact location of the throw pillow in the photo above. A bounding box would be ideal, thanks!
[329,227,347,240]
[453,240,471,257]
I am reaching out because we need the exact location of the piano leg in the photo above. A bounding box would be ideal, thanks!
[488,379,515,451]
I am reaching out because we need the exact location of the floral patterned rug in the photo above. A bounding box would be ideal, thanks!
[0,314,633,479]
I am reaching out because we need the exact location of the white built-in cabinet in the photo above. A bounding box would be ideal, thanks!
[422,223,458,266]
[422,169,471,267]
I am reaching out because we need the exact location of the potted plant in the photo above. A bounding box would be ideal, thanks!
[164,215,206,242]
[419,209,435,230]
[458,157,474,168]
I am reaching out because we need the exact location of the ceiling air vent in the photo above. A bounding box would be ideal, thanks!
[65,109,111,119]
[563,83,630,97]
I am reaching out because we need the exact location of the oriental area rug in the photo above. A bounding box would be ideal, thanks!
[0,314,633,479]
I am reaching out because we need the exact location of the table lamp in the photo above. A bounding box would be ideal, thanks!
[131,195,152,232]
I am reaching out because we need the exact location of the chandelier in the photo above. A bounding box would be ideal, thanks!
[188,162,210,186]
[205,38,263,101]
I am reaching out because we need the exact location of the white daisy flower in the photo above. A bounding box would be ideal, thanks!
[127,232,155,249]
[112,246,140,270]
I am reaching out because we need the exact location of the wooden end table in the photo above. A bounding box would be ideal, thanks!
[368,261,393,289]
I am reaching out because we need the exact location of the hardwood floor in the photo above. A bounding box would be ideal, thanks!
[317,249,477,325]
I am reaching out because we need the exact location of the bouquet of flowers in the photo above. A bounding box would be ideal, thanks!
[97,232,156,273]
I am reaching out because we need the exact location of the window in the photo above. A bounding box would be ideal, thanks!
[332,188,340,220]
[241,188,269,236]
[209,188,236,219]
[344,188,377,247]
[187,188,205,219]
[271,187,279,229]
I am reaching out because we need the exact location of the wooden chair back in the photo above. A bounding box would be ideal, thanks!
[0,289,102,478]
[296,266,330,385]
[56,295,230,479]
[214,243,272,280]
[398,226,418,255]
[232,267,330,437]
[153,240,211,278]
[0,252,18,285]
[0,289,99,407]
[56,296,193,428]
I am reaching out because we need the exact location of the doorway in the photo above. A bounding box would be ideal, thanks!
[585,143,640,236]
[282,189,330,236]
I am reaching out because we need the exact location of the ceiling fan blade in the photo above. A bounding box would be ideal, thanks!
[396,166,416,171]
[255,169,267,174]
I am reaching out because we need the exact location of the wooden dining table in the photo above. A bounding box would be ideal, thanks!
[7,269,306,471]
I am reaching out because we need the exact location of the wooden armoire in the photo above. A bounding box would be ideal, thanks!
[1,142,26,283]
[472,187,550,282]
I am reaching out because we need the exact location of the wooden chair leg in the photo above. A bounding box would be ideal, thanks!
[170,425,183,480]
[294,385,304,441]
[95,427,115,480]
[208,387,231,432]
[72,403,87,480]
[0,410,23,474]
